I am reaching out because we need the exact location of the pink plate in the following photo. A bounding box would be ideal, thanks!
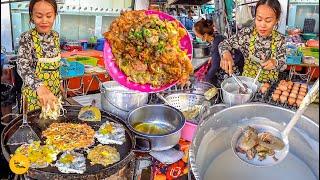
[103,10,193,93]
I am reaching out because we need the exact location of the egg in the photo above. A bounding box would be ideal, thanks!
[274,89,282,95]
[272,93,280,101]
[288,85,293,90]
[293,83,300,88]
[296,99,302,107]
[289,93,297,98]
[280,95,288,104]
[276,86,281,91]
[299,87,307,93]
[291,89,298,95]
[260,86,268,94]
[282,91,289,96]
[263,83,271,88]
[287,81,294,86]
[280,80,287,84]
[55,151,86,174]
[279,85,288,91]
[95,121,126,145]
[288,97,296,106]
[297,94,305,100]
[300,83,308,89]
[299,91,306,96]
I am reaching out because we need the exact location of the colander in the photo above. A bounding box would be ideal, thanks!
[164,93,208,112]
[164,93,211,141]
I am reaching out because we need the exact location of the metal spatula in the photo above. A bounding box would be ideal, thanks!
[7,96,40,145]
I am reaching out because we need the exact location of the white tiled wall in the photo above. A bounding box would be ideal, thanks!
[60,14,96,40]
[102,16,117,32]
[6,0,134,51]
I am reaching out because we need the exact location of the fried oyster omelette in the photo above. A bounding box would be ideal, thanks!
[95,121,126,145]
[104,10,193,87]
[42,123,95,151]
[87,144,120,167]
[55,151,86,174]
[14,141,59,168]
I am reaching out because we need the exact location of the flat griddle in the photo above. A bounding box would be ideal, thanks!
[1,105,139,180]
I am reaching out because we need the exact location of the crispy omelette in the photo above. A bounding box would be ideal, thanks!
[42,123,95,151]
[104,10,193,87]
[14,141,59,168]
[87,144,120,167]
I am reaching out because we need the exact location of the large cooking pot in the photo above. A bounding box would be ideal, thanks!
[193,42,211,58]
[127,104,185,151]
[1,106,148,179]
[100,81,149,119]
[221,76,259,106]
[189,103,319,180]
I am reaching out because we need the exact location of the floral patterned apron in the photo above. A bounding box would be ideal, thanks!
[22,29,61,111]
[242,29,278,83]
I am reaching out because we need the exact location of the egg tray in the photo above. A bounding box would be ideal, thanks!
[252,80,277,103]
[252,70,290,102]
[265,80,299,111]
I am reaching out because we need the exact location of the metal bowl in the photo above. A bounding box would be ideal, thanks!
[100,81,149,119]
[191,81,214,95]
[221,76,260,106]
[127,104,185,151]
[193,42,211,58]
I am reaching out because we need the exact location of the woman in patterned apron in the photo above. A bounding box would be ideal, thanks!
[17,0,61,112]
[219,0,287,83]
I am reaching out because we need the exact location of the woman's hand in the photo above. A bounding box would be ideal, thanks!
[261,59,277,70]
[36,85,57,110]
[220,51,234,75]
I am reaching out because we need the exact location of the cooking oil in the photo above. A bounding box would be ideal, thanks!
[133,122,169,135]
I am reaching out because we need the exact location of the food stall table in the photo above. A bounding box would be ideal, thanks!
[61,68,110,98]
[287,63,319,82]
[61,50,110,97]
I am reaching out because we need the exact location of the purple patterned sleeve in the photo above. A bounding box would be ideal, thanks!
[17,32,43,91]
[276,36,287,71]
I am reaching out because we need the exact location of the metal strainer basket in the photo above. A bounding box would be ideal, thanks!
[164,93,207,111]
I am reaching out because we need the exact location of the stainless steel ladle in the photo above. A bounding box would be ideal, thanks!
[231,78,319,167]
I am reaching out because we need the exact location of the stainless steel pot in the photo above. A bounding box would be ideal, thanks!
[221,76,259,106]
[193,43,211,58]
[189,103,319,180]
[127,104,185,151]
[100,81,149,119]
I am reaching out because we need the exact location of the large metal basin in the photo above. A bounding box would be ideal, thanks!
[190,103,319,180]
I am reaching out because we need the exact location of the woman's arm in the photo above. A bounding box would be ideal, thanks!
[218,27,251,74]
[17,32,43,91]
